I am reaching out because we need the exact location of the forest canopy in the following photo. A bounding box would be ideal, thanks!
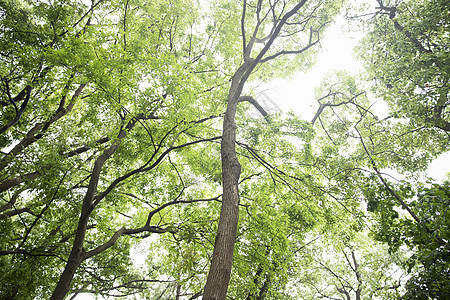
[0,0,448,299]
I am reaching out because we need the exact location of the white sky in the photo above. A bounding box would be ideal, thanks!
[254,14,363,120]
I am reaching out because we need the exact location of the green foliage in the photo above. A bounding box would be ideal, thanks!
[0,0,447,299]
[404,183,450,299]
[0,0,232,297]
[357,0,450,134]
[346,2,450,296]
[366,181,450,299]
[295,230,407,300]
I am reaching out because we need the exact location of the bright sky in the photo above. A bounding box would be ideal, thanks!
[258,14,363,121]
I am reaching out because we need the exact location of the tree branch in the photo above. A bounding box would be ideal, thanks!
[92,136,221,208]
[376,0,432,54]
[311,92,366,125]
[83,225,172,260]
[0,82,86,171]
[0,66,51,135]
[354,126,445,246]
[238,95,269,120]
[260,39,319,63]
[0,207,37,219]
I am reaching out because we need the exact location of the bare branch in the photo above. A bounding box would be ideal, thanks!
[238,95,269,120]
[311,92,366,125]
[242,0,248,56]
[0,207,37,219]
[261,37,319,63]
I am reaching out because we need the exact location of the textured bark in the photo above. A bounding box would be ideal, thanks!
[50,213,89,300]
[50,153,117,299]
[203,62,249,300]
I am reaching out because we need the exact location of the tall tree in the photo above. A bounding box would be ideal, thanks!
[305,0,450,296]
[203,0,343,298]
[0,0,233,298]
[2,0,447,299]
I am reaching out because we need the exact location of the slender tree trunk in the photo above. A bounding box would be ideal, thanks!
[203,1,310,297]
[50,126,129,299]
[175,281,182,300]
[203,62,249,300]
[50,213,89,300]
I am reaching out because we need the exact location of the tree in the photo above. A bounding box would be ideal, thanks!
[1,0,232,298]
[0,0,344,298]
[1,0,447,299]
[296,230,407,300]
[305,0,450,297]
[367,181,450,299]
[202,0,343,298]
[351,3,450,296]
[357,0,450,133]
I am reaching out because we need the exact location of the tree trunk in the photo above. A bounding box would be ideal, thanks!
[50,213,89,300]
[203,62,250,300]
[50,126,128,299]
[203,1,310,297]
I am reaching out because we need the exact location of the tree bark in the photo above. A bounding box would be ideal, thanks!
[50,212,90,300]
[203,61,250,300]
